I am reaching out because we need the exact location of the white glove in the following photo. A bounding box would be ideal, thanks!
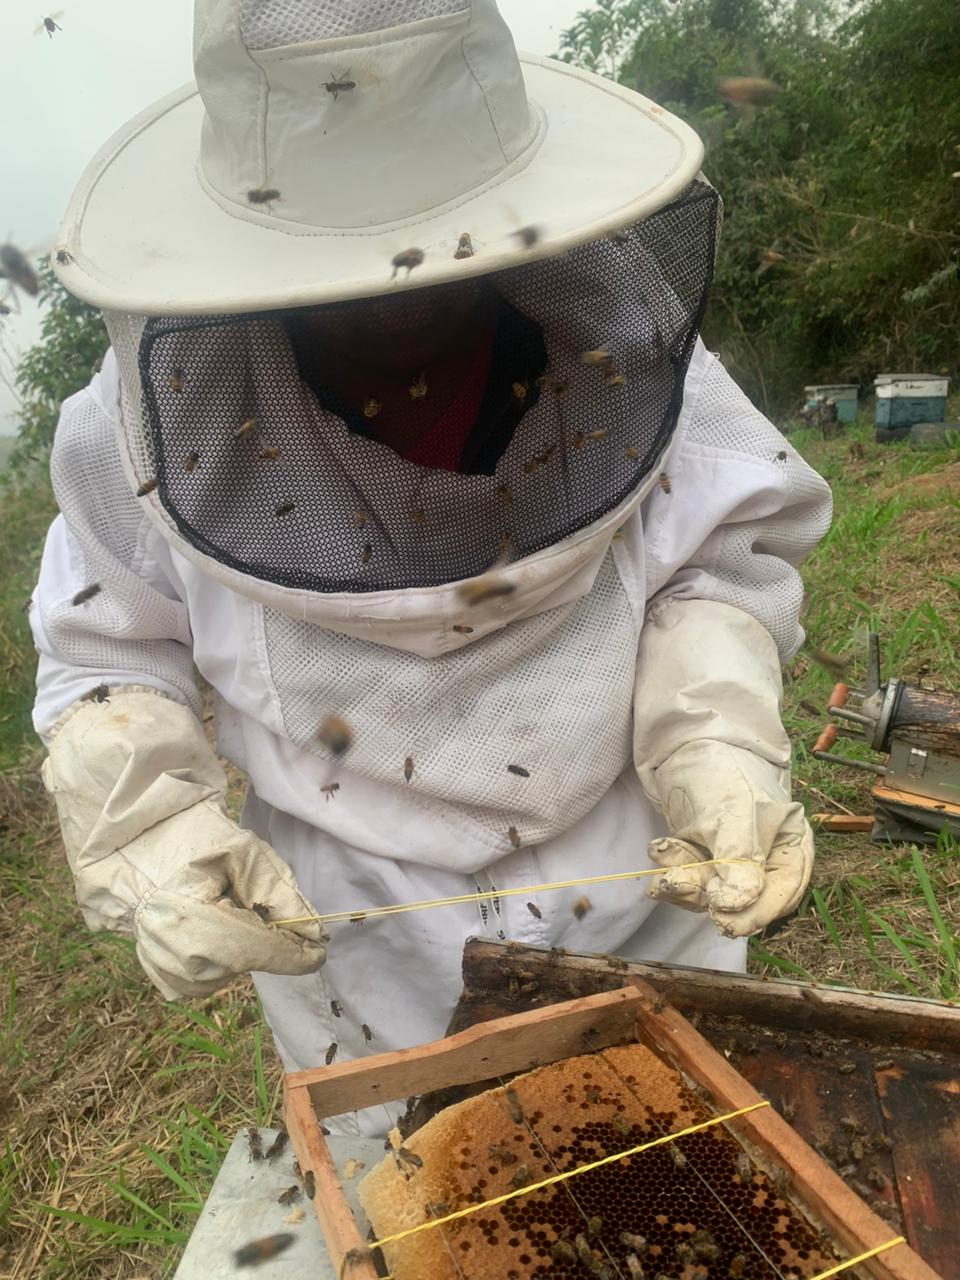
[634,598,814,938]
[42,687,327,998]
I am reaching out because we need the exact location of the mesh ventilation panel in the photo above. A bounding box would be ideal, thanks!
[130,182,718,594]
[239,0,469,49]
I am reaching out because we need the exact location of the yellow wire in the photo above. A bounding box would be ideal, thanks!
[808,1237,907,1279]
[371,1100,770,1249]
[272,858,755,927]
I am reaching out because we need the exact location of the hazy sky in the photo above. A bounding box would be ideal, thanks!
[0,0,588,432]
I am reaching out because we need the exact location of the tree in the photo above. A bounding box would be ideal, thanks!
[559,0,960,413]
[6,262,106,475]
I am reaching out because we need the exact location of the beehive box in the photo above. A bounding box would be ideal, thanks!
[874,375,949,429]
[805,384,859,423]
[283,982,940,1280]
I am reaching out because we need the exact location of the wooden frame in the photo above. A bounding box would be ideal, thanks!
[283,980,942,1280]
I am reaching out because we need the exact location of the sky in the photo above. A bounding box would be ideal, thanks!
[0,0,589,433]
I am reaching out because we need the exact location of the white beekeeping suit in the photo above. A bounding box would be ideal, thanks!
[32,0,830,1134]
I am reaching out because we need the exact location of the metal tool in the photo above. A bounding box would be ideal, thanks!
[812,632,960,842]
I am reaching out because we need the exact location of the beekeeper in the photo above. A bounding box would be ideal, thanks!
[32,0,830,1130]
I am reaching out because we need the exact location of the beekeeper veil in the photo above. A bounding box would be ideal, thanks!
[55,0,720,600]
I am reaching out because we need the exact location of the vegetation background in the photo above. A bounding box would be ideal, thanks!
[1,0,959,1274]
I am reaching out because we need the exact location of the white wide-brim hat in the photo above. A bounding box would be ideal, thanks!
[52,0,704,316]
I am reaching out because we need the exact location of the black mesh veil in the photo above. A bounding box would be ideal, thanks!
[132,180,719,593]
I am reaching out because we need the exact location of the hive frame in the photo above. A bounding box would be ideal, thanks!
[282,979,941,1280]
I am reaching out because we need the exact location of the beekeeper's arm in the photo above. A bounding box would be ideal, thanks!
[633,348,832,937]
[31,354,325,998]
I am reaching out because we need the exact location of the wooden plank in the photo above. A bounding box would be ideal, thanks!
[455,938,960,1051]
[878,1058,960,1278]
[811,813,876,831]
[286,986,645,1117]
[628,977,943,1280]
[283,1085,379,1280]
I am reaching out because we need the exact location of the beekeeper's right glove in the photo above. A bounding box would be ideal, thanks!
[42,686,326,999]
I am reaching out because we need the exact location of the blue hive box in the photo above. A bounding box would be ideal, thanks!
[875,374,949,428]
[804,384,859,424]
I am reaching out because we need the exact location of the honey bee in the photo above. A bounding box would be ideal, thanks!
[587,1216,603,1238]
[246,187,281,205]
[585,1086,600,1104]
[658,473,671,493]
[580,349,612,367]
[260,443,280,461]
[572,896,592,921]
[425,1200,450,1217]
[586,429,608,442]
[392,248,425,279]
[234,1233,295,1268]
[360,542,372,564]
[71,583,101,606]
[866,1165,887,1191]
[574,1233,594,1264]
[509,1163,530,1189]
[619,1232,647,1254]
[625,1254,645,1278]
[325,1041,338,1065]
[169,368,184,393]
[604,372,627,389]
[352,511,368,528]
[323,69,356,100]
[275,500,296,517]
[508,826,521,848]
[454,233,474,260]
[511,381,528,401]
[234,417,258,438]
[183,450,200,472]
[343,1157,365,1180]
[611,1112,631,1137]
[511,225,541,249]
[136,477,158,496]
[452,624,473,635]
[264,1130,288,1161]
[495,483,512,505]
[0,243,39,297]
[246,1127,264,1161]
[411,508,426,526]
[668,1144,688,1169]
[775,450,787,461]
[507,764,529,778]
[526,902,542,920]
[251,903,270,921]
[362,398,382,418]
[488,1142,518,1166]
[729,1255,748,1278]
[0,303,10,316]
[304,1169,316,1198]
[36,13,63,38]
[361,1023,374,1042]
[456,572,516,607]
[875,1057,895,1070]
[504,1086,524,1123]
[318,713,352,756]
[718,76,780,106]
[403,756,414,782]
[523,446,555,473]
[80,684,110,704]
[321,782,340,800]
[277,1184,301,1206]
[691,1229,720,1261]
[551,1240,578,1265]
[838,1061,857,1074]
[331,999,343,1017]
[54,248,71,265]
[572,432,586,450]
[394,1146,422,1175]
[349,913,366,925]
[408,371,428,399]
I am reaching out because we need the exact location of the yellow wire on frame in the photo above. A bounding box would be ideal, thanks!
[808,1237,907,1279]
[272,858,756,928]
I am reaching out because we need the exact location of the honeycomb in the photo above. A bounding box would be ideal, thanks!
[357,1043,840,1279]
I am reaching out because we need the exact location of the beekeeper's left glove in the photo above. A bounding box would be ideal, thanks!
[634,599,813,938]
[41,686,327,998]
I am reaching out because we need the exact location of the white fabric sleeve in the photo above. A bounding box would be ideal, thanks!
[30,351,200,738]
[641,350,832,661]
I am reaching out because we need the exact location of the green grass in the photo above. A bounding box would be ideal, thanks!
[1,412,960,1275]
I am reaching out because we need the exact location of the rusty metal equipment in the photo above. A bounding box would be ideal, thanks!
[812,632,960,842]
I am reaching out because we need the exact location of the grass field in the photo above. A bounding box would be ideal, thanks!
[1,411,959,1277]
